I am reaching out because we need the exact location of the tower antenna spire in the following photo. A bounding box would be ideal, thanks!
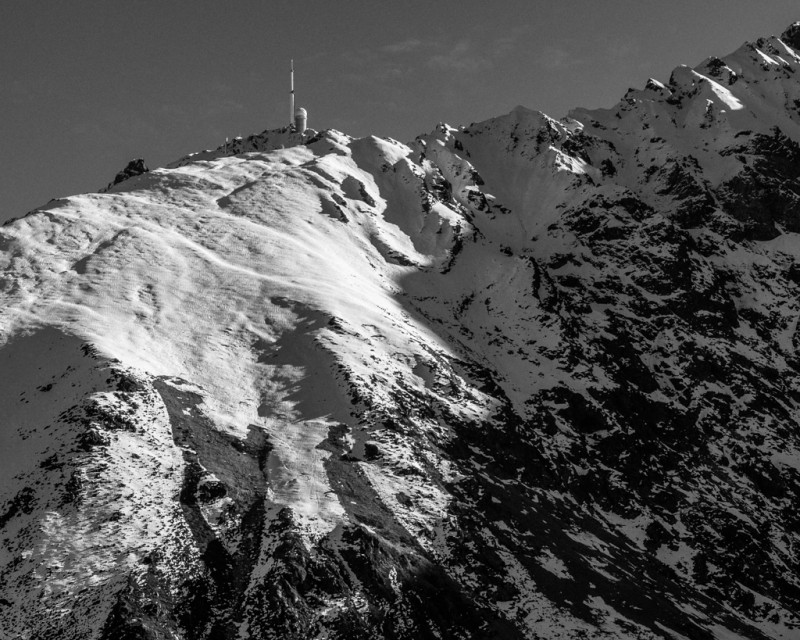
[290,59,295,128]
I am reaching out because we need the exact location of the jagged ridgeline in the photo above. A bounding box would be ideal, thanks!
[3,22,800,640]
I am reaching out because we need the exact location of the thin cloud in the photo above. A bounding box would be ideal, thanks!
[537,44,585,69]
[427,27,531,74]
[382,38,424,54]
[334,27,532,88]
[428,40,493,73]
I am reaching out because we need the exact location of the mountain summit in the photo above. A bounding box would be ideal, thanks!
[3,24,800,640]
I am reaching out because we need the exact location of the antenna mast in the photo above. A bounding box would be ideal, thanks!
[290,59,295,127]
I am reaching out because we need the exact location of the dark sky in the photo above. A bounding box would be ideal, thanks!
[2,1,798,221]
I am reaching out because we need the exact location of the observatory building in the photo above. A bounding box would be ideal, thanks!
[294,107,307,133]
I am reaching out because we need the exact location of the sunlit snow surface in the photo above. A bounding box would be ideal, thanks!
[3,25,800,640]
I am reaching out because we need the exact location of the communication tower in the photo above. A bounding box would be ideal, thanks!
[290,60,308,133]
[290,59,295,126]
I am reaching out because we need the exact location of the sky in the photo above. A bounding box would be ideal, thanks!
[1,1,799,221]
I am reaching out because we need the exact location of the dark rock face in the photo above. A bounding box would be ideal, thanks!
[782,22,800,51]
[107,158,149,190]
[0,487,35,529]
[425,185,800,635]
[717,129,800,238]
[95,377,526,640]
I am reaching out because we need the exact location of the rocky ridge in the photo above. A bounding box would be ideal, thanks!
[2,23,800,640]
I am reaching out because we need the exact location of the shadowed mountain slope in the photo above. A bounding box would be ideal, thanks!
[3,23,800,640]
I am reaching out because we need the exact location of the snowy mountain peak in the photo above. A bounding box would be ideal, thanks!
[782,21,800,50]
[3,23,800,640]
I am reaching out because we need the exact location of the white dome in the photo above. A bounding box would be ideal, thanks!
[295,107,307,117]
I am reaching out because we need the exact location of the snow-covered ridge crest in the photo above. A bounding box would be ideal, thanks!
[3,22,800,640]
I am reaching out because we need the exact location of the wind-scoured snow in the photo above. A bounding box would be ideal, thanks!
[3,22,800,640]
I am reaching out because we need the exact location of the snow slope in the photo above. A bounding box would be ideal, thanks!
[3,23,800,640]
